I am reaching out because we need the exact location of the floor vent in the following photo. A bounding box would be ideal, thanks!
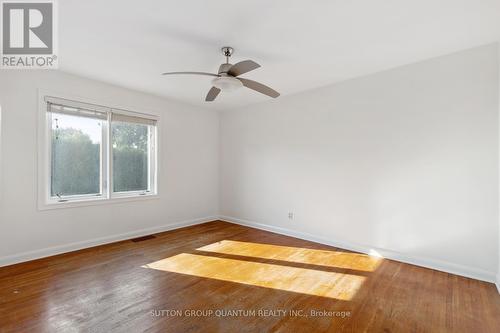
[130,235,156,243]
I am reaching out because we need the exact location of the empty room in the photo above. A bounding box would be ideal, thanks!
[1,1,500,332]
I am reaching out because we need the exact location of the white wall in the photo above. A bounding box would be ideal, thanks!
[220,44,499,282]
[498,42,500,290]
[0,70,219,265]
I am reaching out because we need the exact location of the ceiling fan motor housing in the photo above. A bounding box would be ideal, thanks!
[218,63,233,74]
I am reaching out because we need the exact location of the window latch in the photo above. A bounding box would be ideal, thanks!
[56,193,68,203]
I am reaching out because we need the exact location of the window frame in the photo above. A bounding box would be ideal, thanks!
[38,90,159,210]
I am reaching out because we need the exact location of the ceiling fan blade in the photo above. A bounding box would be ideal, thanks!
[227,60,261,77]
[162,71,220,77]
[238,78,280,98]
[205,86,221,102]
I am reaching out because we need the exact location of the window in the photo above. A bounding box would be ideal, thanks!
[111,115,155,195]
[42,96,157,206]
[51,111,103,198]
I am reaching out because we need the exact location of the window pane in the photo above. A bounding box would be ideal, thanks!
[51,113,102,197]
[112,121,150,192]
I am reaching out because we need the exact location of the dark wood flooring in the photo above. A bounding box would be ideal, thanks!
[1,221,499,332]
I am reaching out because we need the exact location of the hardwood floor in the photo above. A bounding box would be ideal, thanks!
[1,221,499,332]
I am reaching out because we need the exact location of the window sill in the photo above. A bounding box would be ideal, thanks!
[38,193,160,211]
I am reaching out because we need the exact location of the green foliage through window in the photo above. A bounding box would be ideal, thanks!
[50,112,153,198]
[112,122,149,192]
[51,116,101,197]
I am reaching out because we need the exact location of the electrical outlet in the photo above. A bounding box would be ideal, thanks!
[288,212,294,220]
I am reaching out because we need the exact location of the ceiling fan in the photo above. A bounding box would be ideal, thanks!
[162,47,280,102]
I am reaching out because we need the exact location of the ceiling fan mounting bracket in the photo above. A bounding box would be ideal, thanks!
[221,46,234,57]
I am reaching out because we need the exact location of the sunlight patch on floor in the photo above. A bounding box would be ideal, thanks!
[197,240,381,272]
[143,253,365,300]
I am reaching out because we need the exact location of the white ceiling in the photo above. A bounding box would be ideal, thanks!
[59,0,500,111]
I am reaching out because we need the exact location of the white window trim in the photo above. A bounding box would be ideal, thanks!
[37,89,160,210]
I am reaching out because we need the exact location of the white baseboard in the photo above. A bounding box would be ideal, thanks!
[220,215,497,284]
[0,216,218,267]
